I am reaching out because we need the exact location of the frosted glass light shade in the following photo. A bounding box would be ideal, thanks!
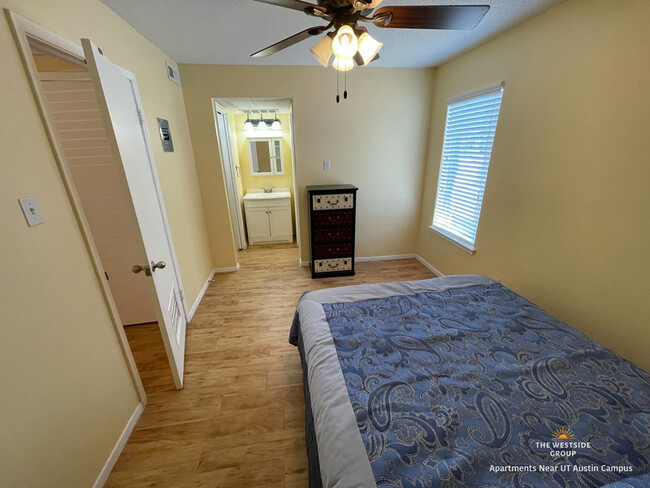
[271,119,281,129]
[333,56,353,72]
[357,32,382,65]
[310,35,333,67]
[332,25,358,60]
[243,115,253,130]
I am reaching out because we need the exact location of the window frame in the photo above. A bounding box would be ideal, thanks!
[430,82,505,254]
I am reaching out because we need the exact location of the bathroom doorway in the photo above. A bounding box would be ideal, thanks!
[213,98,300,259]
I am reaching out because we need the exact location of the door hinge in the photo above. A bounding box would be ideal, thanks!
[180,290,185,301]
[137,109,145,125]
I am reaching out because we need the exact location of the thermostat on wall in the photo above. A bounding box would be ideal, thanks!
[166,61,181,85]
[157,118,174,152]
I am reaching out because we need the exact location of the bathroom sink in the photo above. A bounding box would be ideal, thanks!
[243,191,290,200]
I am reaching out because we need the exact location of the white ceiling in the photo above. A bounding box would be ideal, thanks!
[100,0,565,68]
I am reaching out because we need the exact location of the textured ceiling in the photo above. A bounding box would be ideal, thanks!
[217,98,293,113]
[100,0,566,68]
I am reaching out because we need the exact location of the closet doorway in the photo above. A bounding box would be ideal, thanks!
[9,13,189,390]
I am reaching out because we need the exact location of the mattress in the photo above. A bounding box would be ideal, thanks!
[289,275,650,488]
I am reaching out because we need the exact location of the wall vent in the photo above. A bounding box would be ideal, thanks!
[166,61,181,85]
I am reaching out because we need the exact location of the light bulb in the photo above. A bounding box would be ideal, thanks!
[310,35,333,68]
[332,25,358,60]
[333,57,353,72]
[357,32,382,65]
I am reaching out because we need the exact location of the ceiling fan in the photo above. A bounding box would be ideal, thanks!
[251,0,490,71]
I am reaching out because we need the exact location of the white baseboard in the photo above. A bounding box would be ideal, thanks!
[415,254,444,277]
[355,254,416,262]
[300,254,443,278]
[188,263,240,322]
[93,402,144,488]
[213,263,241,274]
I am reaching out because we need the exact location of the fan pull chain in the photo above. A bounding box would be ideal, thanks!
[344,70,348,100]
[336,70,340,103]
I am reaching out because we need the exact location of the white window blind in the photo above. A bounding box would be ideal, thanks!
[432,83,504,251]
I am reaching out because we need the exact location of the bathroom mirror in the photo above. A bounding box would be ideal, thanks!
[249,138,283,175]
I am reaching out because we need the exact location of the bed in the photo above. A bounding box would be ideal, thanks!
[289,275,650,488]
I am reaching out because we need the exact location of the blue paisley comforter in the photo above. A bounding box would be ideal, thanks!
[295,277,650,488]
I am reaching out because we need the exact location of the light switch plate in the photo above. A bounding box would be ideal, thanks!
[19,197,44,226]
[323,160,331,171]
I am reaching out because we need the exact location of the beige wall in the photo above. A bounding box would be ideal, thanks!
[233,112,296,234]
[180,65,434,264]
[417,0,650,370]
[0,0,213,486]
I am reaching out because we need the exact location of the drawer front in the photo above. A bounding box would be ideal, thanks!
[245,197,290,210]
[313,227,352,243]
[313,243,353,259]
[312,193,354,210]
[313,257,353,274]
[313,210,354,227]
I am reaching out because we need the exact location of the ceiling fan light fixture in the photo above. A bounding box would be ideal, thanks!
[333,56,354,72]
[310,34,333,68]
[357,32,382,65]
[332,25,358,60]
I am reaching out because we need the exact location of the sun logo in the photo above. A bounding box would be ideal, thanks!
[552,427,575,440]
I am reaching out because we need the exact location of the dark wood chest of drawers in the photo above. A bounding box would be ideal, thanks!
[306,184,358,278]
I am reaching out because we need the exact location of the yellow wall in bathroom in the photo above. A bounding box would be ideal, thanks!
[233,113,296,235]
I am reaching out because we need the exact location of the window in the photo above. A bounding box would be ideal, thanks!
[249,138,284,175]
[432,83,504,252]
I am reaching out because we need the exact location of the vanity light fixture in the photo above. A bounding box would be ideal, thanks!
[258,113,267,129]
[271,114,282,130]
[243,111,283,130]
[243,114,254,130]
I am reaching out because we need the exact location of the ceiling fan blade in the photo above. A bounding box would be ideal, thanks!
[373,5,490,30]
[251,26,327,57]
[254,0,326,14]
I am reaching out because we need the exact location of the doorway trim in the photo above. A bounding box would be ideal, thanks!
[213,100,247,250]
[6,10,147,403]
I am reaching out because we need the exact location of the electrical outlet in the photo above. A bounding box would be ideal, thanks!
[323,160,331,171]
[19,197,44,226]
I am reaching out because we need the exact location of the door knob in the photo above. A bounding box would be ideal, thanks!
[151,261,166,271]
[132,264,152,276]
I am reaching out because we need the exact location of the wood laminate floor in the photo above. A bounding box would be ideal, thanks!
[106,243,435,487]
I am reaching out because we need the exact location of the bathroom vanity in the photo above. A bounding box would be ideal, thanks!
[243,188,293,244]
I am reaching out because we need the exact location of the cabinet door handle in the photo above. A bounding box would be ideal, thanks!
[327,199,339,205]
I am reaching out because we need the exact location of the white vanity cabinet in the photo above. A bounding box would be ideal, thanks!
[243,191,293,244]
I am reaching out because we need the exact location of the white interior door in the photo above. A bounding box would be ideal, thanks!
[39,74,156,326]
[82,39,186,388]
[215,109,245,250]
